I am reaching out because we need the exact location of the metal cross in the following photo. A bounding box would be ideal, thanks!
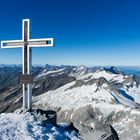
[1,19,54,110]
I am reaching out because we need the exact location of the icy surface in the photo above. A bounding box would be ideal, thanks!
[36,68,65,79]
[34,81,125,116]
[33,69,140,140]
[0,113,80,140]
[126,86,140,103]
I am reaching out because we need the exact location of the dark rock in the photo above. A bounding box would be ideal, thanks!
[104,66,125,75]
[109,125,119,140]
[96,77,110,87]
[64,122,79,133]
[69,80,85,89]
[33,73,76,96]
[133,75,140,87]
[0,67,76,113]
[31,109,58,127]
[69,77,109,90]
[56,105,119,140]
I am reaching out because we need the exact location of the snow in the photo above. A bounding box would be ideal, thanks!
[0,113,80,140]
[77,65,86,71]
[33,69,140,140]
[35,69,65,79]
[91,70,124,82]
[76,73,93,80]
[112,108,140,140]
[74,69,124,83]
[126,85,140,103]
[0,113,46,140]
[45,123,79,140]
[91,102,125,117]
[34,82,101,110]
[33,81,124,117]
[110,91,137,108]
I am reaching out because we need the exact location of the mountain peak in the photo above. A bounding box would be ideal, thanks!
[77,65,86,70]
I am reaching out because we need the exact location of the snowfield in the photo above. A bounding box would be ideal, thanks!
[33,80,140,139]
[0,113,80,140]
[34,82,116,111]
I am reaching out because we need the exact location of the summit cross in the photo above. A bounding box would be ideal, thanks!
[1,19,54,110]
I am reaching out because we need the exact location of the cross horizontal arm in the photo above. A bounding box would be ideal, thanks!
[1,40,23,48]
[28,38,54,47]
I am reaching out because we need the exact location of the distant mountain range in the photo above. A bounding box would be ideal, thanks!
[0,64,140,139]
[1,64,140,74]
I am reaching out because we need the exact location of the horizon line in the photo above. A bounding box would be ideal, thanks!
[0,63,140,67]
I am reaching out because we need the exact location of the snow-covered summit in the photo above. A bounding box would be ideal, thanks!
[0,112,80,140]
[77,65,87,70]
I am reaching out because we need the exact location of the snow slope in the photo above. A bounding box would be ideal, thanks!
[36,69,65,79]
[0,112,80,140]
[33,81,140,139]
[33,67,140,140]
[33,81,124,116]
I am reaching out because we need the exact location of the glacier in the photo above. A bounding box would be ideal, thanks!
[1,64,140,139]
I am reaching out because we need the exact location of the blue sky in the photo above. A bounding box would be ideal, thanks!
[0,0,140,66]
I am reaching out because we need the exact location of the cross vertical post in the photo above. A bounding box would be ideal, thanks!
[22,19,32,109]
